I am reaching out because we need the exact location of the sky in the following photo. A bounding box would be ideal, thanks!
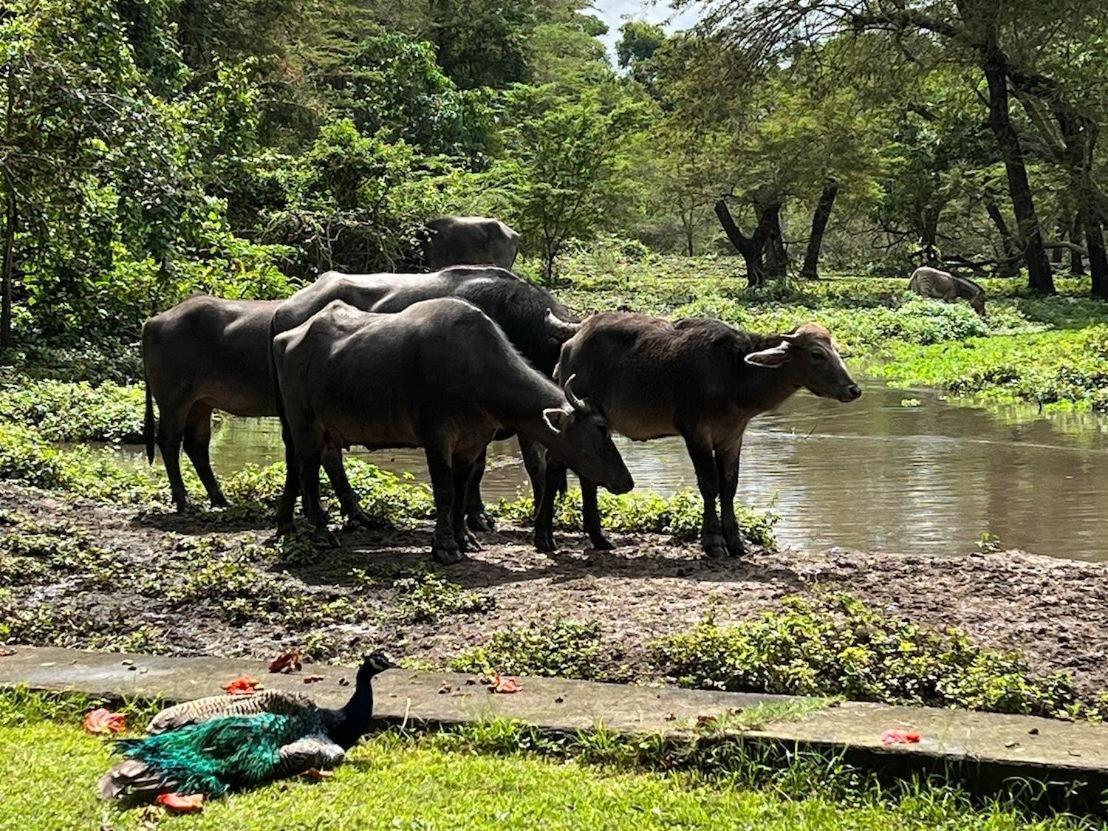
[592,1,702,58]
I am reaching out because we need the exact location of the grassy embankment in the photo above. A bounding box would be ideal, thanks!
[1,690,1100,831]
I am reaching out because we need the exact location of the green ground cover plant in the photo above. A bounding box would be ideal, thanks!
[0,377,146,443]
[653,594,1108,720]
[0,691,1099,830]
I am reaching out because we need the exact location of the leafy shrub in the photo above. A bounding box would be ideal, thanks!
[452,619,616,681]
[0,378,145,442]
[653,594,1086,718]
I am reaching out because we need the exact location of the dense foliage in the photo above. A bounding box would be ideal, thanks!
[4,0,1108,361]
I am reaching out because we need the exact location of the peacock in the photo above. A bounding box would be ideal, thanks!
[98,651,395,801]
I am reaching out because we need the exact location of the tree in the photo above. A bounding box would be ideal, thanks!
[488,85,643,282]
[616,21,667,90]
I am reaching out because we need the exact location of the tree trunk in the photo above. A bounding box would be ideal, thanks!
[1,64,15,351]
[762,202,787,278]
[1084,214,1108,299]
[800,179,839,280]
[715,200,767,287]
[1051,220,1066,265]
[982,56,1054,293]
[1071,211,1085,275]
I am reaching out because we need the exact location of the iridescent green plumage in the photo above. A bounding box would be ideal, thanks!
[114,711,324,796]
[97,651,396,802]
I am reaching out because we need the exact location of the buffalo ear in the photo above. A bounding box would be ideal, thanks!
[543,407,571,434]
[744,342,791,367]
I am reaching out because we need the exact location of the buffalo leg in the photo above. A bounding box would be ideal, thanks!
[276,421,299,534]
[452,459,482,552]
[321,450,379,529]
[425,447,463,564]
[532,459,566,553]
[684,435,727,558]
[297,445,333,543]
[157,410,190,512]
[715,438,745,557]
[519,434,550,522]
[464,448,495,532]
[183,404,228,508]
[581,479,613,551]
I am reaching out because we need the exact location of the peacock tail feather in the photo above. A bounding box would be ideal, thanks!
[114,711,324,797]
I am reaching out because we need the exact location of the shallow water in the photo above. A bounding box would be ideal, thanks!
[116,381,1108,561]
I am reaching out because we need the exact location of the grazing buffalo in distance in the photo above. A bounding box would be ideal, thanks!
[142,266,577,520]
[419,216,519,271]
[272,298,633,562]
[534,315,861,558]
[269,266,579,531]
[909,266,987,317]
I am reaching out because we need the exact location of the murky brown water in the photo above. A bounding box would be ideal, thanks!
[114,380,1108,561]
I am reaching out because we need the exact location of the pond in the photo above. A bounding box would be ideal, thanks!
[114,380,1108,561]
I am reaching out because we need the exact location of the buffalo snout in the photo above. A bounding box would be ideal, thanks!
[841,384,862,402]
[608,470,635,495]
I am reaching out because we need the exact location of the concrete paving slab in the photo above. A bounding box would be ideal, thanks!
[2,646,1107,782]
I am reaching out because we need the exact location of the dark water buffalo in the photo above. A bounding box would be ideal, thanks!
[142,297,279,510]
[143,266,576,518]
[270,266,577,531]
[534,315,861,558]
[272,298,633,562]
[909,266,986,317]
[419,216,519,271]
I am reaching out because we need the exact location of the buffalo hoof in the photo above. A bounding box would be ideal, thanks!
[532,527,558,554]
[458,529,483,552]
[466,509,496,532]
[209,496,231,509]
[432,543,465,565]
[345,509,384,531]
[173,500,191,515]
[587,534,615,552]
[702,533,729,559]
[725,538,746,558]
[312,527,340,548]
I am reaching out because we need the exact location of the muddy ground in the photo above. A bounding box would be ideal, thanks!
[2,482,1106,696]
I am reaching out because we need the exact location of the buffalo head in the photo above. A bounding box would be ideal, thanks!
[744,322,861,403]
[542,375,633,494]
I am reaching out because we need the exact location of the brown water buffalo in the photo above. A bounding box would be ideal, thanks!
[908,266,986,317]
[419,216,519,271]
[272,298,633,562]
[269,266,577,530]
[533,315,861,558]
[142,267,577,521]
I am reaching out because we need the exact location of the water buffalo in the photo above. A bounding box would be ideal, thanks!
[141,267,577,517]
[908,266,986,317]
[269,266,577,531]
[272,298,633,562]
[533,315,861,558]
[419,217,519,271]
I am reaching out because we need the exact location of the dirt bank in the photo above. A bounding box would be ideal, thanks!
[1,482,1106,696]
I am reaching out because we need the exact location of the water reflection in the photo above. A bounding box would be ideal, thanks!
[116,381,1108,561]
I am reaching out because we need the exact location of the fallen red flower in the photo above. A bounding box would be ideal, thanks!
[222,676,261,695]
[268,649,304,674]
[881,729,922,745]
[155,792,205,813]
[83,708,126,735]
[487,673,523,694]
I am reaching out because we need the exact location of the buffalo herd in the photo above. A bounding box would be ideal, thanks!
[143,216,862,562]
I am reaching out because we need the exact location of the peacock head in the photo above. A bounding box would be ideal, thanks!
[358,650,397,682]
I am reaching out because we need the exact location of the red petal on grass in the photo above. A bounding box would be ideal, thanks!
[881,730,922,745]
[155,793,205,812]
[83,708,126,735]
[222,676,261,695]
[299,768,334,781]
[0,648,16,658]
[268,649,304,674]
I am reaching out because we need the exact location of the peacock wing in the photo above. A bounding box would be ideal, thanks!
[148,690,316,733]
[277,734,346,778]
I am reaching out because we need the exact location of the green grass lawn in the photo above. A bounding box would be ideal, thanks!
[0,702,1095,831]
